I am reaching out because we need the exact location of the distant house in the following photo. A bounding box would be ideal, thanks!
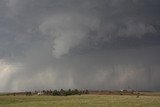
[120,89,134,92]
[37,91,44,96]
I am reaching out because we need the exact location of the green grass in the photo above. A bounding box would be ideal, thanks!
[0,95,160,107]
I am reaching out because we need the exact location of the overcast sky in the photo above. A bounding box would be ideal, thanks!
[0,0,160,92]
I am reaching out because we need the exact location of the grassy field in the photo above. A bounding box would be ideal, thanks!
[0,95,160,107]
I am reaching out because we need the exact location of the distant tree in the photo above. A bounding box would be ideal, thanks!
[85,90,89,94]
[66,89,72,96]
[42,90,46,94]
[34,90,38,94]
[60,89,66,96]
[53,90,60,96]
[72,89,79,95]
[26,91,32,96]
[49,90,53,95]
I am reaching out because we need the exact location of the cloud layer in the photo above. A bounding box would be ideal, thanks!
[0,0,160,92]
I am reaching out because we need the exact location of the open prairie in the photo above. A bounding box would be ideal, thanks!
[0,95,160,107]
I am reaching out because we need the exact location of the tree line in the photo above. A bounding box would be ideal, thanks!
[25,89,89,96]
[52,89,89,96]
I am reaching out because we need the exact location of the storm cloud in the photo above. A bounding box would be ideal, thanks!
[0,0,160,92]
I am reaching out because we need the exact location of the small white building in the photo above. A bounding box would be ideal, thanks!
[37,91,44,96]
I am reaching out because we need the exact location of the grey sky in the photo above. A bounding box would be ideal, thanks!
[0,0,160,92]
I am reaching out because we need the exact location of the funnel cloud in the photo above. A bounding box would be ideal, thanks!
[0,0,160,92]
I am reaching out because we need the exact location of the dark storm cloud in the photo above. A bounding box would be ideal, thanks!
[0,0,160,92]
